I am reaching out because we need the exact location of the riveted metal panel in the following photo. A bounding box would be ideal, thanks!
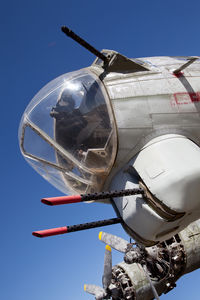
[112,97,152,129]
[107,80,143,99]
[180,219,200,274]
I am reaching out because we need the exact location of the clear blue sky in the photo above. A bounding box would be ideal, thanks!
[1,1,200,299]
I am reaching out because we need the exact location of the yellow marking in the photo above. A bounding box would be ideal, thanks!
[106,245,111,252]
[84,284,86,291]
[99,231,102,240]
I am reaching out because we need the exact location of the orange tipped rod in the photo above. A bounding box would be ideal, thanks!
[32,218,121,238]
[41,195,82,206]
[41,188,144,206]
[33,227,68,237]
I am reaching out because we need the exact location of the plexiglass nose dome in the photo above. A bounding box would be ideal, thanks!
[19,69,117,195]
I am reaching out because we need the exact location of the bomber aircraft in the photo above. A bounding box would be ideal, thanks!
[19,27,200,299]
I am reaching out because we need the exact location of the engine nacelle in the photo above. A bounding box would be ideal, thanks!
[111,219,200,300]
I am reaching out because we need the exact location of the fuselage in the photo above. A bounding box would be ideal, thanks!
[90,55,200,245]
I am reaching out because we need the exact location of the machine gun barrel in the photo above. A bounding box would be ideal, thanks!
[32,218,122,238]
[61,26,109,64]
[41,188,144,206]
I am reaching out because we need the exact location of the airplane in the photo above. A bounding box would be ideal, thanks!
[18,26,200,299]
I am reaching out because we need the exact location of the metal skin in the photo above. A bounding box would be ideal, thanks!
[108,218,200,300]
[19,47,200,245]
[87,53,200,245]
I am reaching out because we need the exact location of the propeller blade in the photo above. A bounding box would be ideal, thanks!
[99,231,129,253]
[102,245,112,290]
[84,284,106,299]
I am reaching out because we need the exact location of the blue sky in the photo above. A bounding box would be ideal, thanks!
[1,0,200,299]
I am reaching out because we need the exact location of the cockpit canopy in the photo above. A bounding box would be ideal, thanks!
[19,69,117,194]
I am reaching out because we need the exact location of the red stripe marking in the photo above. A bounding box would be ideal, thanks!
[173,72,184,78]
[174,92,200,104]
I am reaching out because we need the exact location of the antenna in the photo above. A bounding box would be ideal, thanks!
[61,26,109,66]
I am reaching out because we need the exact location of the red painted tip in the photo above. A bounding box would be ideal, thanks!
[32,231,44,238]
[32,227,68,238]
[41,199,54,206]
[41,195,82,206]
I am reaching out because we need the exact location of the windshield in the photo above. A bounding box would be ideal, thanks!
[19,69,117,194]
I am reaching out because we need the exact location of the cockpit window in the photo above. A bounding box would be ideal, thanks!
[19,69,117,194]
